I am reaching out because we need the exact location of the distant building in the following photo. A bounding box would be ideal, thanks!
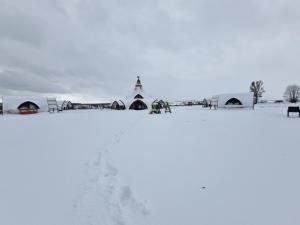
[72,103,110,110]
[211,93,254,109]
[57,100,73,111]
[3,96,50,114]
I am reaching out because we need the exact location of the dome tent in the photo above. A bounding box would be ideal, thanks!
[111,100,126,110]
[3,96,49,114]
[57,100,73,111]
[212,93,254,109]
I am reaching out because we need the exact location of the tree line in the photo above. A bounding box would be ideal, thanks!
[250,81,300,103]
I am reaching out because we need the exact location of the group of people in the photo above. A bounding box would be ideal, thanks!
[150,100,172,114]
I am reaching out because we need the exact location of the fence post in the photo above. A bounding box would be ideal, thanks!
[1,96,3,116]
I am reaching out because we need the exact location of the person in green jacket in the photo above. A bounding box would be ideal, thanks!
[150,100,161,114]
[165,101,172,113]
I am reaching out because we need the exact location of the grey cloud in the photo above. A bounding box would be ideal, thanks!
[0,2,47,47]
[0,0,299,100]
[0,69,69,93]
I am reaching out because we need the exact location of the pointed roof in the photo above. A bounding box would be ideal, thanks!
[134,76,143,91]
[123,76,154,108]
[131,76,145,97]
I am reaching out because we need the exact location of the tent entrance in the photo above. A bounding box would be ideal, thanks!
[129,100,148,110]
[18,101,40,114]
[225,98,242,106]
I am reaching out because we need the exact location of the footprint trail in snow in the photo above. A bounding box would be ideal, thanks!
[75,116,149,225]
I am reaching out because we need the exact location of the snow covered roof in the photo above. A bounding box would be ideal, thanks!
[56,100,64,108]
[122,97,153,109]
[122,76,155,109]
[3,96,50,113]
[127,84,147,99]
[56,100,72,109]
[213,92,253,99]
[112,100,125,106]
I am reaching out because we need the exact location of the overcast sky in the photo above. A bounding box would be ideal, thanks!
[0,0,299,101]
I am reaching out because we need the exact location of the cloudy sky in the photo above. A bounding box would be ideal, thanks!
[0,0,299,101]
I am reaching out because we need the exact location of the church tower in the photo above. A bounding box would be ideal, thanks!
[133,76,144,99]
[134,76,143,91]
[128,76,148,110]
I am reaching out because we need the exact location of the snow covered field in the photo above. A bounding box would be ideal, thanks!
[1,106,300,225]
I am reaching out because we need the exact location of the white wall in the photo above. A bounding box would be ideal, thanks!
[214,93,254,108]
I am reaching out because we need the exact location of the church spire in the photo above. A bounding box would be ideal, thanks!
[134,76,143,91]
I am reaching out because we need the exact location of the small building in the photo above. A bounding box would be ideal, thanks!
[57,100,73,111]
[212,93,254,109]
[111,100,126,110]
[47,98,58,113]
[3,96,49,114]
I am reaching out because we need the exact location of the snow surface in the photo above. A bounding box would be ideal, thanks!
[0,106,300,225]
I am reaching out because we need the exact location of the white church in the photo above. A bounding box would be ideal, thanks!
[111,76,154,110]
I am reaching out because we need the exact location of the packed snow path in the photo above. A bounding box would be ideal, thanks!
[0,106,300,225]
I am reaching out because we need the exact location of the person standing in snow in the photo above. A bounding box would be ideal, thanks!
[150,100,161,114]
[164,101,172,113]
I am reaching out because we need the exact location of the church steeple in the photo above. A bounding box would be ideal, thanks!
[134,76,143,91]
[126,75,150,110]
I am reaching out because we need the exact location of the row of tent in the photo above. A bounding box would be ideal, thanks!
[0,93,255,115]
[110,99,167,110]
[0,97,169,115]
[0,95,161,115]
[0,96,111,114]
[0,96,73,114]
[0,76,256,115]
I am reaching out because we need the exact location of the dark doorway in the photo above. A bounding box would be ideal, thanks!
[225,98,242,105]
[18,101,40,114]
[129,100,148,110]
[18,101,40,110]
[134,94,144,99]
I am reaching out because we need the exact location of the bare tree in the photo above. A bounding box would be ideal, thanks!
[250,81,265,104]
[284,85,300,103]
